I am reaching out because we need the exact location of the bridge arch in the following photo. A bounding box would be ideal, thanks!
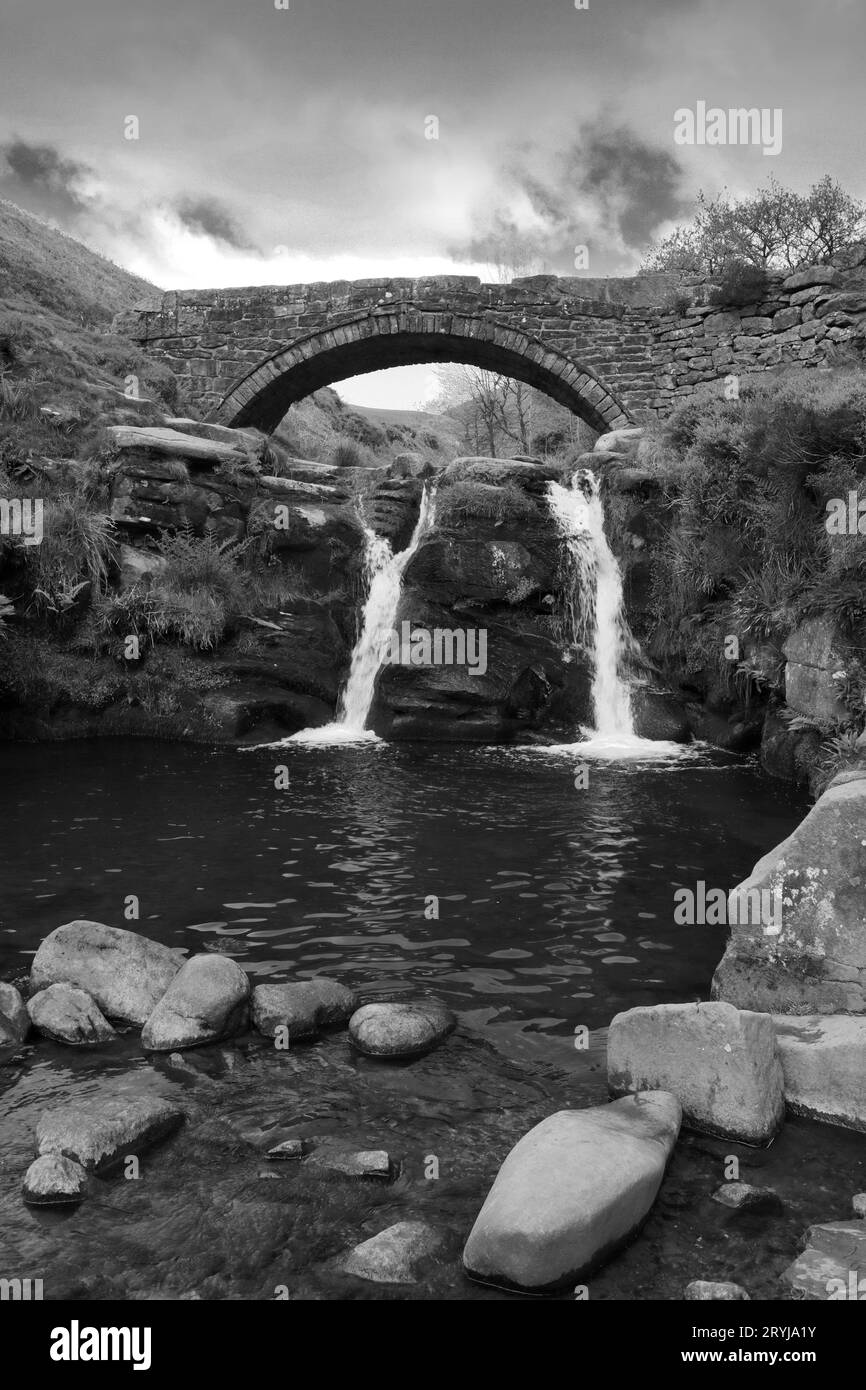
[204,304,633,436]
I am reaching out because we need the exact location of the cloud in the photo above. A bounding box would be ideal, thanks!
[0,139,94,222]
[173,196,255,251]
[451,119,690,276]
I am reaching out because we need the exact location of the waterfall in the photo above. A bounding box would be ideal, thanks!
[292,485,436,744]
[547,468,638,741]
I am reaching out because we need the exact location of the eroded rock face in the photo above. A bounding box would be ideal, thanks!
[36,1095,184,1171]
[348,1001,456,1059]
[463,1093,681,1292]
[783,617,850,723]
[712,779,866,1014]
[141,955,250,1051]
[30,921,184,1026]
[607,1001,785,1145]
[27,983,116,1046]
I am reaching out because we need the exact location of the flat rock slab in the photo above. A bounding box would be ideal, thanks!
[0,981,29,1044]
[340,1221,443,1284]
[142,954,250,1051]
[782,1221,866,1300]
[685,1280,750,1300]
[252,978,357,1040]
[27,983,116,1046]
[607,1001,785,1145]
[22,1153,89,1206]
[304,1147,393,1180]
[348,1001,456,1059]
[36,1096,184,1172]
[772,1014,866,1132]
[31,921,183,1026]
[108,425,248,464]
[463,1092,681,1293]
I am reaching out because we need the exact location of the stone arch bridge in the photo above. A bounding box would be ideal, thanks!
[114,253,866,435]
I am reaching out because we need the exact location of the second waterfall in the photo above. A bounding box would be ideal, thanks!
[547,468,638,740]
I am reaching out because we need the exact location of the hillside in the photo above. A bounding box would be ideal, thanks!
[0,200,160,325]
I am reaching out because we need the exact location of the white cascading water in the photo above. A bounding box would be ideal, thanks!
[545,467,690,760]
[548,469,636,738]
[291,484,436,744]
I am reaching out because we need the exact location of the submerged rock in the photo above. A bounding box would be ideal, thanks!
[30,920,183,1026]
[340,1221,443,1284]
[607,1001,785,1145]
[463,1092,681,1293]
[141,955,250,1051]
[348,1001,456,1060]
[267,1138,308,1161]
[36,1095,184,1171]
[684,1280,750,1300]
[711,1182,783,1212]
[304,1147,393,1180]
[27,983,116,1046]
[251,978,357,1040]
[712,779,866,1014]
[782,1221,866,1300]
[22,1153,89,1206]
[0,981,30,1044]
[772,1014,866,1133]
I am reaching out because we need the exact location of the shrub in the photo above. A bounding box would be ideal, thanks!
[708,260,771,308]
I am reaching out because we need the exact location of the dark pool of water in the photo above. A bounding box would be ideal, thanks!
[4,737,860,1303]
[0,739,809,1039]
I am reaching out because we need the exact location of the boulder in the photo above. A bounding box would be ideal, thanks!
[22,1154,89,1206]
[251,978,357,1040]
[853,1193,866,1218]
[684,1280,750,1300]
[712,780,866,1014]
[463,1093,681,1292]
[27,983,116,1046]
[37,1095,184,1171]
[30,921,183,1026]
[593,427,645,457]
[0,981,29,1044]
[607,1002,785,1145]
[348,1001,456,1059]
[141,955,250,1051]
[772,1014,866,1132]
[340,1221,442,1284]
[782,1221,866,1300]
[267,1138,308,1161]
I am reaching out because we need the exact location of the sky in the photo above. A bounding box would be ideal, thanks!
[1,0,863,407]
